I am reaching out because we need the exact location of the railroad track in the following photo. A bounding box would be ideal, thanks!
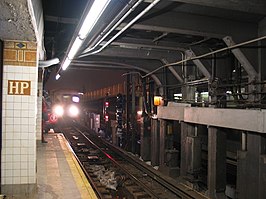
[59,121,208,199]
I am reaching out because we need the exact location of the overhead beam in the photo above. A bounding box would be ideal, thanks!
[168,0,266,15]
[44,15,78,25]
[118,23,223,38]
[185,50,211,79]
[223,36,258,80]
[161,59,184,83]
[92,46,181,61]
[119,10,257,40]
[108,40,187,52]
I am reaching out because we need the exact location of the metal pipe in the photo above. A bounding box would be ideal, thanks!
[186,78,209,86]
[39,58,60,68]
[80,0,161,57]
[183,52,187,82]
[72,60,163,90]
[143,35,266,78]
[81,0,144,55]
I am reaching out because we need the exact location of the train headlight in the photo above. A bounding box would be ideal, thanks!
[53,105,64,117]
[68,105,79,117]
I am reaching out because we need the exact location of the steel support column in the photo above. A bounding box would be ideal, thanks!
[140,77,151,161]
[159,119,166,166]
[151,119,160,166]
[258,18,266,96]
[140,115,151,161]
[180,122,199,177]
[131,74,136,153]
[207,126,226,199]
[237,133,266,199]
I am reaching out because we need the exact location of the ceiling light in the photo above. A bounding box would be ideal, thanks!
[67,37,83,60]
[62,58,71,70]
[59,0,110,72]
[79,0,111,39]
[55,74,61,80]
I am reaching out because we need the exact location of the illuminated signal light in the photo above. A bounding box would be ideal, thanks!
[154,96,162,106]
[105,115,109,122]
[105,101,109,107]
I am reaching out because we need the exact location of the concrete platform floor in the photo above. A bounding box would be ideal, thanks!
[36,132,97,199]
[1,132,97,199]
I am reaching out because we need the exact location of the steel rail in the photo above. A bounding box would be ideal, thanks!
[73,126,161,199]
[98,133,208,199]
[58,127,104,199]
[72,123,207,199]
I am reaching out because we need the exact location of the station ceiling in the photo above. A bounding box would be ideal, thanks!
[2,0,266,92]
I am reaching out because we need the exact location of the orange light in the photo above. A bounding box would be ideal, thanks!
[154,96,162,106]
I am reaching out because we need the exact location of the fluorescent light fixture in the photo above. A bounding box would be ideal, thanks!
[68,37,83,60]
[62,58,71,70]
[79,0,111,39]
[60,0,110,71]
[55,74,61,80]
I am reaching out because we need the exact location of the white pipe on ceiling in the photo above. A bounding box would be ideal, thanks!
[81,0,144,55]
[80,0,161,57]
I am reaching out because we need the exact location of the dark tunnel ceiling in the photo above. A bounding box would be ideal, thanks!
[42,0,266,92]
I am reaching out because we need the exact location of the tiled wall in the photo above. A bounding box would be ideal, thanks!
[1,40,38,185]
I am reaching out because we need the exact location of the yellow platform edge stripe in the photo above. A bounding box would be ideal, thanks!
[57,133,98,199]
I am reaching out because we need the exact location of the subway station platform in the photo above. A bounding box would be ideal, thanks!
[35,132,97,199]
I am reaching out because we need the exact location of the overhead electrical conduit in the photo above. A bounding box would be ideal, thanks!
[72,60,164,95]
[56,0,136,77]
[81,0,144,55]
[80,0,161,57]
[39,58,60,68]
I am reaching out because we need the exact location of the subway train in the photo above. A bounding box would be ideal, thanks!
[42,92,81,132]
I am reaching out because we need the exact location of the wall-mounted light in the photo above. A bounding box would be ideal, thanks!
[59,0,111,72]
